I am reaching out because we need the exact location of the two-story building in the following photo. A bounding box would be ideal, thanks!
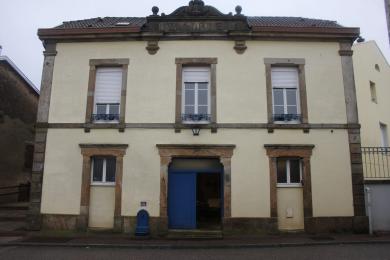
[30,1,368,236]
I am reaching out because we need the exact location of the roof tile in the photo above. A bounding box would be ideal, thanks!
[54,16,344,29]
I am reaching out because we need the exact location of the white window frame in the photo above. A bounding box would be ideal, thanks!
[94,103,120,123]
[271,67,301,124]
[181,67,211,124]
[277,158,303,188]
[91,157,116,186]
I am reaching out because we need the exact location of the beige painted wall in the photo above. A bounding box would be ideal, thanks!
[48,40,347,124]
[353,41,390,147]
[277,187,304,230]
[88,186,115,229]
[41,128,354,218]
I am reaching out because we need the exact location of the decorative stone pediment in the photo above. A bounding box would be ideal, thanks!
[169,0,225,17]
[145,1,250,33]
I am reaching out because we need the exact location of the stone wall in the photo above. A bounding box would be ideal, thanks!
[0,61,38,202]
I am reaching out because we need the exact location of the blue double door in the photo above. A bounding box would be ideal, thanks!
[168,171,221,229]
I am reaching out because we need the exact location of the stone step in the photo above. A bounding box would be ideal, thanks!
[0,202,29,211]
[0,221,27,233]
[0,210,27,221]
[167,229,223,240]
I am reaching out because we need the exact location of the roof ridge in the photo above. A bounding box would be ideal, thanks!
[0,56,39,94]
[54,15,344,29]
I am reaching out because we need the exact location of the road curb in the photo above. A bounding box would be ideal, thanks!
[1,240,390,249]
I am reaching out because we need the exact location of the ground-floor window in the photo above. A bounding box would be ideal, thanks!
[277,158,302,187]
[91,156,116,185]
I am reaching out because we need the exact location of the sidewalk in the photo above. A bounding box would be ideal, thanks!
[1,231,390,249]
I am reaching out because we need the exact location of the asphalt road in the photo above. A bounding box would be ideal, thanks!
[0,244,389,260]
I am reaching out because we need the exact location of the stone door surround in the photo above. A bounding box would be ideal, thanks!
[78,144,128,232]
[156,144,235,228]
[264,144,314,231]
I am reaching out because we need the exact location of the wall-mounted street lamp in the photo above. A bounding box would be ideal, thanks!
[191,126,201,136]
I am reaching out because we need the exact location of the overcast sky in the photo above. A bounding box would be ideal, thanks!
[0,0,389,88]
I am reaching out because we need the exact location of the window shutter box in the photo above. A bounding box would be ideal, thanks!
[271,67,299,88]
[94,67,123,105]
[183,67,210,82]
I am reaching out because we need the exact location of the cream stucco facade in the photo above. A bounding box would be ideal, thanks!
[49,41,347,125]
[353,41,390,147]
[40,40,355,223]
[31,2,368,234]
[41,128,354,218]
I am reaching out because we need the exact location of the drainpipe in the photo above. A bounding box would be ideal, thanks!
[365,186,373,235]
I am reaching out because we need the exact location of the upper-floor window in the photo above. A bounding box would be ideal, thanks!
[271,67,301,123]
[181,67,211,124]
[369,81,377,103]
[175,58,217,131]
[92,67,123,122]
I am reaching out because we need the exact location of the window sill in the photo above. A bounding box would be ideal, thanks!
[277,184,302,188]
[93,120,119,124]
[90,182,116,187]
[267,123,310,133]
[273,120,301,124]
[182,121,211,125]
[174,122,217,133]
[84,122,125,133]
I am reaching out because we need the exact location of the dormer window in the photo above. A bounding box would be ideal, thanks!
[181,67,211,124]
[92,67,123,123]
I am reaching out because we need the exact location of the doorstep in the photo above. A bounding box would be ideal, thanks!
[167,229,223,239]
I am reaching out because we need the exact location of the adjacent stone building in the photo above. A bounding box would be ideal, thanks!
[31,1,368,235]
[0,53,39,203]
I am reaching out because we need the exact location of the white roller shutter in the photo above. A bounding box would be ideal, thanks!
[271,67,299,89]
[183,67,210,82]
[94,67,123,105]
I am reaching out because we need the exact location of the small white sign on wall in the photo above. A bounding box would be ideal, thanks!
[286,207,294,218]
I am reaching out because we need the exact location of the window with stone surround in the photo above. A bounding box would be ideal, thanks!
[264,58,308,125]
[85,59,129,130]
[175,58,217,131]
[271,67,301,123]
[93,68,122,123]
[182,67,211,123]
